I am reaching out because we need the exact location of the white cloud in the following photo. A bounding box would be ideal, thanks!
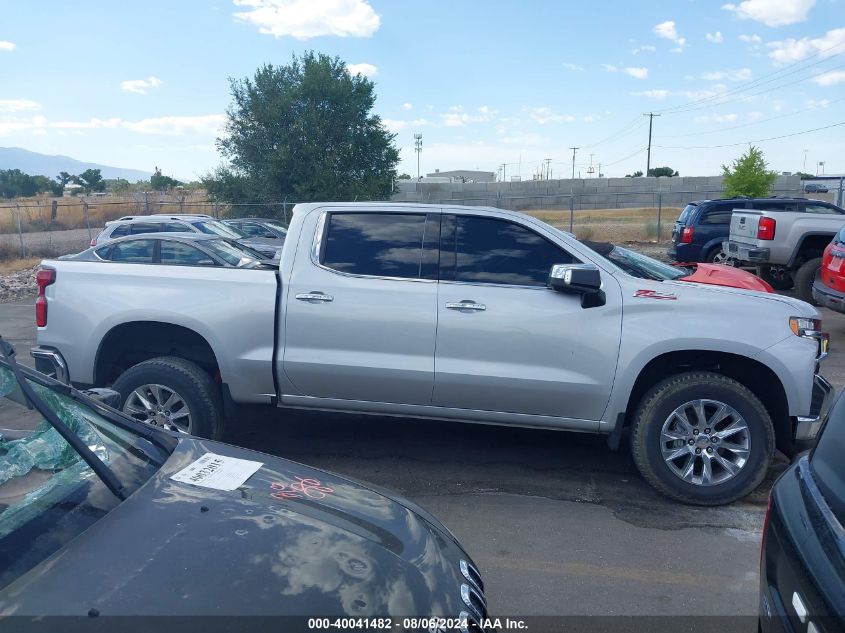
[346,62,377,77]
[695,113,739,123]
[768,27,845,63]
[522,106,576,124]
[653,20,686,51]
[722,0,815,26]
[812,70,845,86]
[706,31,724,43]
[383,117,433,132]
[624,66,649,79]
[701,68,752,81]
[0,41,15,52]
[120,76,163,95]
[0,115,47,136]
[602,63,619,72]
[632,89,669,99]
[562,62,585,71]
[232,0,380,40]
[441,105,496,127]
[124,114,226,135]
[632,45,657,54]
[0,99,41,113]
[739,33,762,43]
[402,102,412,110]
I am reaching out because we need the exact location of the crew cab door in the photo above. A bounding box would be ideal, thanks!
[282,208,439,405]
[432,212,622,422]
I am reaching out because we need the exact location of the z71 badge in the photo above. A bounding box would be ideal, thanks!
[634,289,678,300]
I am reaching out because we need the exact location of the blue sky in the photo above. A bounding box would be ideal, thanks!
[1,0,843,181]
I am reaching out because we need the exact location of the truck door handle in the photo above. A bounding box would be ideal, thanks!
[296,292,334,303]
[446,300,486,312]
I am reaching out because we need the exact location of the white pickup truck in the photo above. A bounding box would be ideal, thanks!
[31,203,833,505]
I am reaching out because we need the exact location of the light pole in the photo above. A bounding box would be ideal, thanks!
[803,149,808,172]
[414,133,423,180]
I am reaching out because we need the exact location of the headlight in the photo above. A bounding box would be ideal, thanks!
[789,316,822,338]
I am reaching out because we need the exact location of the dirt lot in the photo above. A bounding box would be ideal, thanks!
[526,206,680,242]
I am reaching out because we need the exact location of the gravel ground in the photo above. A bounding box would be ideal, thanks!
[0,266,38,303]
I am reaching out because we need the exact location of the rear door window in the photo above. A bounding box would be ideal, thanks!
[321,213,426,279]
[238,222,270,238]
[110,240,155,263]
[748,201,800,213]
[129,223,161,235]
[160,222,191,232]
[805,204,844,215]
[159,241,215,266]
[109,225,130,238]
[699,205,734,225]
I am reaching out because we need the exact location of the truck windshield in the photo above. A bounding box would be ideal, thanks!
[0,360,164,588]
[191,220,244,240]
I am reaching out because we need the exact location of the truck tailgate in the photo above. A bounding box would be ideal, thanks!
[729,210,762,245]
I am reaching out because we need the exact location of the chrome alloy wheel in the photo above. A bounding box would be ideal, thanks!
[660,399,750,486]
[123,383,192,434]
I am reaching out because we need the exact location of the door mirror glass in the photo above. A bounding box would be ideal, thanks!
[549,263,602,294]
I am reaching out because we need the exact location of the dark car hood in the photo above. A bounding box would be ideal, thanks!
[0,439,471,616]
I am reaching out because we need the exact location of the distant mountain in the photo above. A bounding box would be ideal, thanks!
[0,147,152,182]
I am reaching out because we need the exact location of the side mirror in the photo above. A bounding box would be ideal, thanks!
[548,263,605,308]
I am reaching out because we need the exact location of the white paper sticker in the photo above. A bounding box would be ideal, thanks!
[170,452,263,491]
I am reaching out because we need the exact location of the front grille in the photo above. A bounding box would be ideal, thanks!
[456,559,488,632]
[460,559,484,592]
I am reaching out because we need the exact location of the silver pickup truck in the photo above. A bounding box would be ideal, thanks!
[724,198,845,298]
[31,202,833,505]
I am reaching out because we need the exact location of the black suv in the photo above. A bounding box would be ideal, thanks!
[668,197,844,264]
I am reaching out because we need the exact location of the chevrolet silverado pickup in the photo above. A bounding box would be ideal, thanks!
[32,203,834,505]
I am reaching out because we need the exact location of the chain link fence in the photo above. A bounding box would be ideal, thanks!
[0,194,298,260]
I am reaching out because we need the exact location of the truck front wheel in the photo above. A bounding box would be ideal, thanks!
[112,356,223,440]
[631,372,774,506]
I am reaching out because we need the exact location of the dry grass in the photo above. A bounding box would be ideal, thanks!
[0,257,40,273]
[525,206,681,242]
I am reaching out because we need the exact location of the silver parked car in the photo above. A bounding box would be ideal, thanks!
[92,214,282,260]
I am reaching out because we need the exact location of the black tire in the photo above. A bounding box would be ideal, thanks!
[631,371,774,506]
[759,266,794,290]
[704,246,728,264]
[794,257,821,305]
[112,356,223,439]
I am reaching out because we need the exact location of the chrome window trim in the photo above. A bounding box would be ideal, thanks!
[310,210,436,284]
[797,456,845,558]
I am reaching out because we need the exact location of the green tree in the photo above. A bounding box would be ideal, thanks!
[625,170,644,178]
[77,168,105,194]
[795,171,813,180]
[207,52,399,203]
[31,175,63,196]
[57,171,74,187]
[722,145,777,198]
[150,166,182,192]
[647,166,679,177]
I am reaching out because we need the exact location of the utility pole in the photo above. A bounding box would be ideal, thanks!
[803,149,808,172]
[569,147,579,180]
[501,163,507,182]
[644,112,660,176]
[414,133,423,180]
[544,158,552,180]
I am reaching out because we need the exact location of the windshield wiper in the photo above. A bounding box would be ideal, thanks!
[0,338,127,501]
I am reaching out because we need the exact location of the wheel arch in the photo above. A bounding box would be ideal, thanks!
[788,232,836,267]
[94,321,221,386]
[611,350,791,453]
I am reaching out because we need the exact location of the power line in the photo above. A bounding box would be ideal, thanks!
[657,95,845,139]
[654,39,845,116]
[654,119,845,150]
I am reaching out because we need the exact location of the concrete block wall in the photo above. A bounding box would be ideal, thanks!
[393,175,803,210]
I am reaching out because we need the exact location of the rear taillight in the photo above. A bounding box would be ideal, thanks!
[758,217,776,240]
[680,227,694,244]
[35,267,56,328]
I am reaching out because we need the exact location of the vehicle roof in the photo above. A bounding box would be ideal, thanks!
[223,217,286,224]
[688,196,828,206]
[108,215,215,225]
[98,232,223,245]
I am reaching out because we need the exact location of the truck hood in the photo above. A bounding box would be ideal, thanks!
[1,438,471,617]
[661,277,819,317]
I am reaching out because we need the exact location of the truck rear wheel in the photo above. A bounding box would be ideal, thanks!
[759,266,794,290]
[112,356,223,440]
[631,371,774,506]
[794,257,821,305]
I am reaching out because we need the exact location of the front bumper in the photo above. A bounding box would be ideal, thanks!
[30,346,69,384]
[724,240,771,263]
[812,277,845,314]
[794,374,835,443]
